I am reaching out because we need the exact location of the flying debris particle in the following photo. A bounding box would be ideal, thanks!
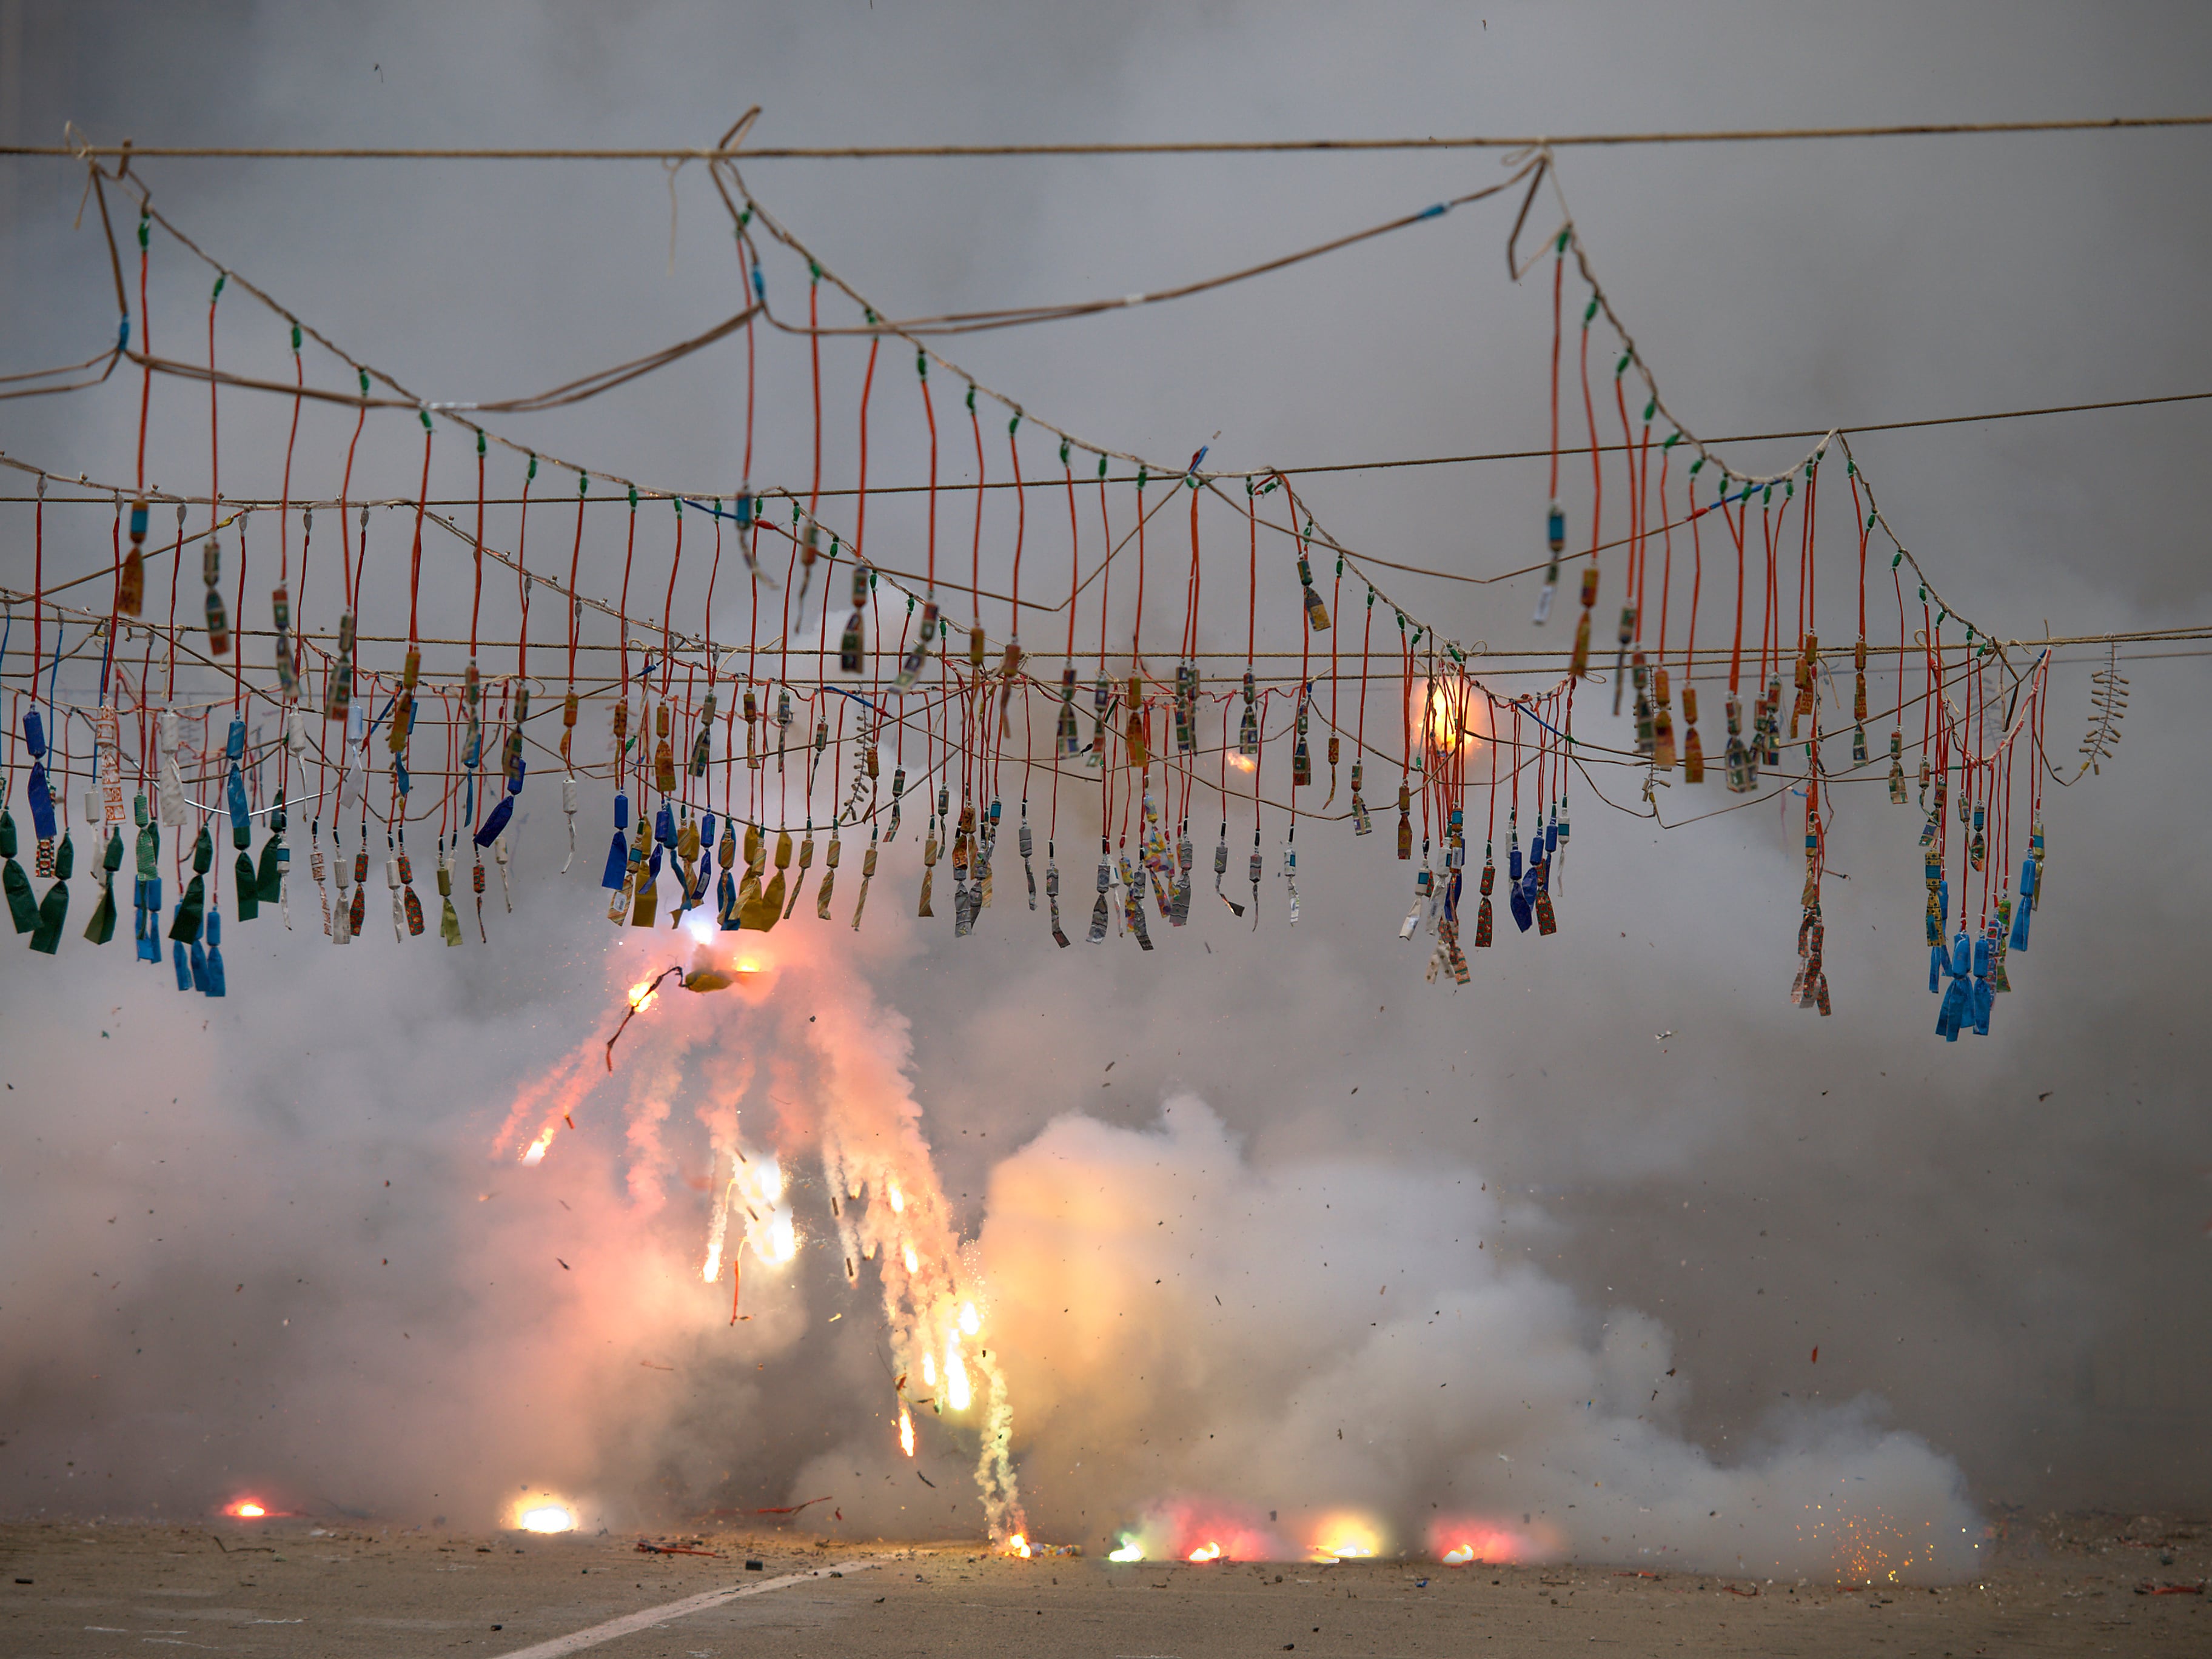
[916,1472,937,1488]
[2039,1091,2052,1101]
[557,1259,571,1270]
[756,1496,833,1516]
[1810,1347,1819,1364]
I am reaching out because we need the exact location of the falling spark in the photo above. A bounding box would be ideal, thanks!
[501,940,1028,1549]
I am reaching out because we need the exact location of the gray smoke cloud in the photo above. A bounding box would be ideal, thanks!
[2,0,2209,1567]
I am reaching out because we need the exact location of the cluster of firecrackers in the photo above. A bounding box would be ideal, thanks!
[0,148,2093,1046]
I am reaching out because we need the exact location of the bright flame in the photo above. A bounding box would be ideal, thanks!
[1108,1538,1145,1563]
[1309,1511,1384,1561]
[520,1125,557,1167]
[903,1243,920,1275]
[520,1505,574,1534]
[887,1184,905,1214]
[1187,1541,1222,1563]
[765,1211,797,1264]
[958,1301,980,1336]
[1411,677,1487,754]
[921,1351,937,1389]
[715,1148,799,1279]
[1227,751,1256,774]
[898,1406,916,1458]
[224,1500,267,1518]
[944,1342,972,1412]
[625,980,660,1014]
[1006,1533,1031,1559]
[1428,1516,1549,1566]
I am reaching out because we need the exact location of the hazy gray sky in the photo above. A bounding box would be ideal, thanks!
[1,2,2208,1549]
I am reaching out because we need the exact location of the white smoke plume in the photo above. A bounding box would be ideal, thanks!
[977,1096,1981,1580]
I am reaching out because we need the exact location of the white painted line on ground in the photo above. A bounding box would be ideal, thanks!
[491,1560,879,1659]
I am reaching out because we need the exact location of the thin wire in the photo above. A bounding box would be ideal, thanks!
[25,115,2212,160]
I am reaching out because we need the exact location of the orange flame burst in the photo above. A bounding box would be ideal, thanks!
[1409,676,1489,756]
[1429,1515,1550,1566]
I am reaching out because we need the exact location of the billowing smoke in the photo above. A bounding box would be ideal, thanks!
[977,1096,1980,1580]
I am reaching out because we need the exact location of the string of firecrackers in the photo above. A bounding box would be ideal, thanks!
[0,144,2099,1031]
[0,240,2045,976]
[59,142,2057,725]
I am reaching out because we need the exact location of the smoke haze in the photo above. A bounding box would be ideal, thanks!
[2,0,2210,1575]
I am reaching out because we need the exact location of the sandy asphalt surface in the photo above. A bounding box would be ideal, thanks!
[1,1511,2206,1657]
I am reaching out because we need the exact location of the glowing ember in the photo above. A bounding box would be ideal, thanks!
[1187,1541,1223,1563]
[1108,1538,1145,1562]
[519,1504,574,1533]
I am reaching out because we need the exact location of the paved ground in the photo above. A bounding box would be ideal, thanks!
[1,1510,2205,1657]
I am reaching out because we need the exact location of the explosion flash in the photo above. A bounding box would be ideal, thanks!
[1410,675,1489,757]
[1428,1516,1553,1566]
[1309,1511,1384,1561]
[497,931,1030,1543]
